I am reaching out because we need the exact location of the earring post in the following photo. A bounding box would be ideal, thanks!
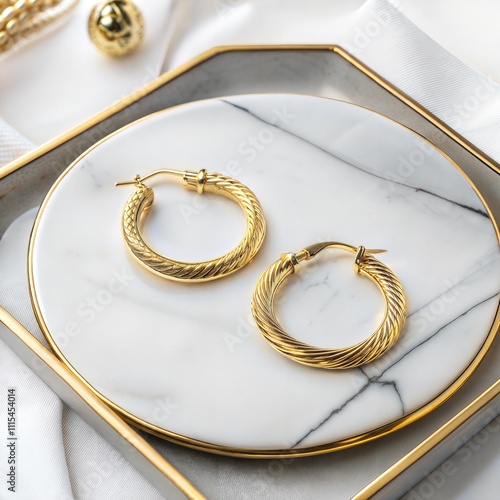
[115,169,187,187]
[115,180,138,186]
[303,242,387,259]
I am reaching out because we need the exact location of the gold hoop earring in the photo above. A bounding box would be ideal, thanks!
[252,242,406,369]
[116,169,266,282]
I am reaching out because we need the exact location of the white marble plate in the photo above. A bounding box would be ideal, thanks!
[29,95,500,456]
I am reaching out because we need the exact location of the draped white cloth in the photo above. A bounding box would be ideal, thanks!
[0,1,499,498]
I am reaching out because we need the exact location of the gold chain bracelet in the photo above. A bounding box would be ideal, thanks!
[0,0,73,53]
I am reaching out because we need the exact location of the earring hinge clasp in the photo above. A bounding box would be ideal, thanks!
[287,241,387,274]
[115,169,208,194]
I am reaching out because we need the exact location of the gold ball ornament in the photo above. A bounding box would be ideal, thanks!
[88,0,144,56]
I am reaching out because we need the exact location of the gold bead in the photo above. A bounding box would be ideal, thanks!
[14,0,27,12]
[1,6,15,21]
[88,0,144,57]
[5,18,18,34]
[0,30,8,46]
[0,6,14,30]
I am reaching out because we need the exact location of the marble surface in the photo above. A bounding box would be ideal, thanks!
[30,95,500,453]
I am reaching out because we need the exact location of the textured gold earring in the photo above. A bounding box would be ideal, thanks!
[88,0,144,56]
[252,242,406,369]
[116,169,266,282]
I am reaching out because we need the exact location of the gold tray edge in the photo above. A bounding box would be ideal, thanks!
[354,379,500,499]
[2,44,500,181]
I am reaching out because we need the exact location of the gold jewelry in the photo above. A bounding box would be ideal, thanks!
[88,0,144,57]
[0,0,76,54]
[116,169,266,282]
[252,242,406,369]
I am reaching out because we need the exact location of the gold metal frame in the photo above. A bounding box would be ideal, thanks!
[0,43,498,480]
[354,379,500,499]
[26,78,500,458]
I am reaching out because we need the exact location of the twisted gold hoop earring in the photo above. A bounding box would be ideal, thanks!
[252,242,406,369]
[116,169,266,282]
